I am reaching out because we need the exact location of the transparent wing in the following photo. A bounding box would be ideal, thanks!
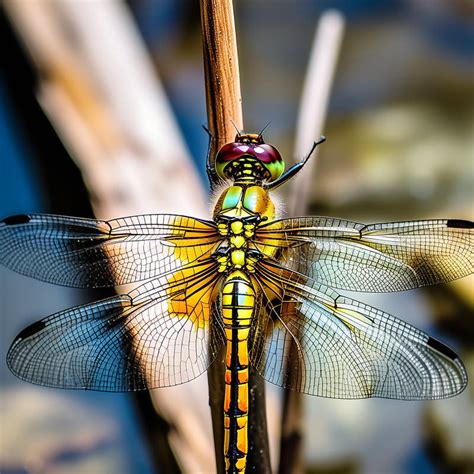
[0,214,220,288]
[250,261,467,399]
[7,258,225,391]
[255,217,473,292]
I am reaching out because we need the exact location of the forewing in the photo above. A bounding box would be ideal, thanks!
[255,217,473,292]
[251,262,467,399]
[7,259,225,391]
[0,214,220,287]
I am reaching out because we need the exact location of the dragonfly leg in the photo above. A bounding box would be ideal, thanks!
[264,135,326,191]
[203,124,223,191]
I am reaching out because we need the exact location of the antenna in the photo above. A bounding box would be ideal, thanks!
[230,119,242,136]
[258,121,272,138]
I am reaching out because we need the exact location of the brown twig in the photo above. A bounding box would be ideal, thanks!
[200,0,243,157]
[279,10,345,474]
[200,1,271,472]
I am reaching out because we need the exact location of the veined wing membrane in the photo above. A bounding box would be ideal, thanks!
[6,258,225,391]
[251,261,467,399]
[255,217,473,292]
[0,214,220,287]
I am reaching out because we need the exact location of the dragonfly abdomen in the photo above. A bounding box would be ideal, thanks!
[222,270,254,473]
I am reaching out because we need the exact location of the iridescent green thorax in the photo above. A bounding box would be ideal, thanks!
[214,184,275,222]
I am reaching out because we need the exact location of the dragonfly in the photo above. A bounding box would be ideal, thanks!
[1,131,473,474]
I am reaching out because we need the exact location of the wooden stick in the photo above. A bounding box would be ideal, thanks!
[279,10,345,474]
[200,0,243,157]
[200,1,271,472]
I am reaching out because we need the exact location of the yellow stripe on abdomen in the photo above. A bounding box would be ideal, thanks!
[221,271,254,473]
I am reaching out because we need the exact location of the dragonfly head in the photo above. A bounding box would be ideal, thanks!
[215,133,285,183]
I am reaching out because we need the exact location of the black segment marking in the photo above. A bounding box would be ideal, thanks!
[427,337,458,361]
[446,219,474,229]
[3,214,31,225]
[15,320,46,340]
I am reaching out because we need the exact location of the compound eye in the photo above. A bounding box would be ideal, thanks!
[214,138,285,182]
[253,144,281,164]
[215,142,244,179]
[255,145,284,181]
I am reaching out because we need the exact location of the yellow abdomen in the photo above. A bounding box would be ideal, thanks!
[221,270,254,473]
[213,183,278,472]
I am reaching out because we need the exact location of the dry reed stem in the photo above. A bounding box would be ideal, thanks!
[200,1,271,472]
[200,0,243,155]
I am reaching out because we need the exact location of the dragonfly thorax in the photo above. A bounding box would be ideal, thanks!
[214,184,276,221]
[213,215,262,274]
[213,183,275,274]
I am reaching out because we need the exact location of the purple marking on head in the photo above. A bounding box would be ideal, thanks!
[215,133,285,181]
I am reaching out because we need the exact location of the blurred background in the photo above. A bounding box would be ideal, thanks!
[0,1,473,473]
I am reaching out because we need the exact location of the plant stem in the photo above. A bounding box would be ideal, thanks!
[200,1,271,472]
[200,0,243,155]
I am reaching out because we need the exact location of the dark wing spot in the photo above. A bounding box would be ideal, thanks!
[427,336,458,361]
[2,214,31,225]
[15,320,47,340]
[446,219,474,229]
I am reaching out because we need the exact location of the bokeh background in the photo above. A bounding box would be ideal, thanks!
[1,1,473,473]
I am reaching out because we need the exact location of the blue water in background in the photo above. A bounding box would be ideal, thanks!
[0,80,42,215]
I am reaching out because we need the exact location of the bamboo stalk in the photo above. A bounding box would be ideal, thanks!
[200,1,271,472]
[279,10,345,474]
